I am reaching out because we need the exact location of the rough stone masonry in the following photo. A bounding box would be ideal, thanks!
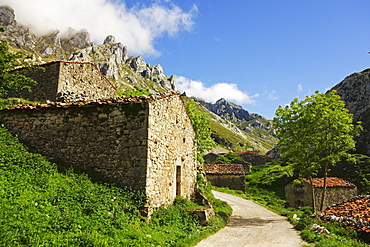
[8,61,117,102]
[0,93,197,213]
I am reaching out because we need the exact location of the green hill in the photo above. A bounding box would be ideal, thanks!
[182,96,277,154]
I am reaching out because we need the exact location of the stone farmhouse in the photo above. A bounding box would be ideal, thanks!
[204,163,245,192]
[1,61,198,215]
[285,177,357,210]
[8,61,117,102]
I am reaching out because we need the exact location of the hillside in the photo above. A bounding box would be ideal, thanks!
[194,98,277,154]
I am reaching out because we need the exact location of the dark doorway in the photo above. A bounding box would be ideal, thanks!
[176,166,181,196]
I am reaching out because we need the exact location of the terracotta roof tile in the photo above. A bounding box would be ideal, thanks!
[300,177,356,188]
[204,164,245,175]
[320,195,370,232]
[218,151,260,156]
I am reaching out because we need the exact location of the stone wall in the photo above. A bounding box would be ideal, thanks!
[0,94,197,211]
[10,62,60,101]
[204,164,246,193]
[57,62,117,101]
[9,61,117,102]
[206,174,245,193]
[146,95,197,209]
[0,100,149,189]
[285,182,357,210]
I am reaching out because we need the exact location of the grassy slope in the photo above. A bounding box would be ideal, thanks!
[182,96,277,154]
[0,124,231,246]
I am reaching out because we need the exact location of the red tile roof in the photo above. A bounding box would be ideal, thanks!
[204,164,245,175]
[218,151,260,156]
[320,195,370,232]
[300,177,356,188]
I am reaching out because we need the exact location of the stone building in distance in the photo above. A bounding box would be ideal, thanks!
[285,177,357,210]
[204,163,246,192]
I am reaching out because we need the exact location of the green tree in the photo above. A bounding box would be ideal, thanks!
[274,90,362,212]
[0,26,40,97]
[183,97,214,156]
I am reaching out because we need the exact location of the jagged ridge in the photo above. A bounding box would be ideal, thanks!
[0,5,176,94]
[189,97,277,154]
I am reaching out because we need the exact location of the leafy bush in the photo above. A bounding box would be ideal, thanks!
[182,96,215,154]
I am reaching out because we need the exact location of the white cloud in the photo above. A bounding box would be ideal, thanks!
[262,88,278,100]
[0,0,197,56]
[297,83,303,93]
[177,76,258,104]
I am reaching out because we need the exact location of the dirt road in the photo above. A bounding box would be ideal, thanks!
[195,191,308,247]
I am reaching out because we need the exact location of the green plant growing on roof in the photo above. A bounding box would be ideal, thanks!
[117,86,151,97]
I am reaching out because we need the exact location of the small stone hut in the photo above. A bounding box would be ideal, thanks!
[8,61,117,102]
[285,177,357,210]
[204,164,245,192]
[0,93,197,214]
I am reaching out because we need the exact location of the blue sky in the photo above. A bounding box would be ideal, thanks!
[144,0,370,119]
[3,0,370,119]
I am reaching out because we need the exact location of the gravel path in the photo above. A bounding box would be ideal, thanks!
[195,191,308,247]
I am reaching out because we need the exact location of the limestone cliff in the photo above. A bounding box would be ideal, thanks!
[0,6,92,60]
[69,35,176,93]
[330,69,370,156]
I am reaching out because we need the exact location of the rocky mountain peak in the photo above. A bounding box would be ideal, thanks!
[216,98,227,104]
[0,5,92,60]
[69,35,128,79]
[63,28,92,49]
[0,5,15,26]
[69,35,176,92]
[212,98,257,122]
[103,35,116,45]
